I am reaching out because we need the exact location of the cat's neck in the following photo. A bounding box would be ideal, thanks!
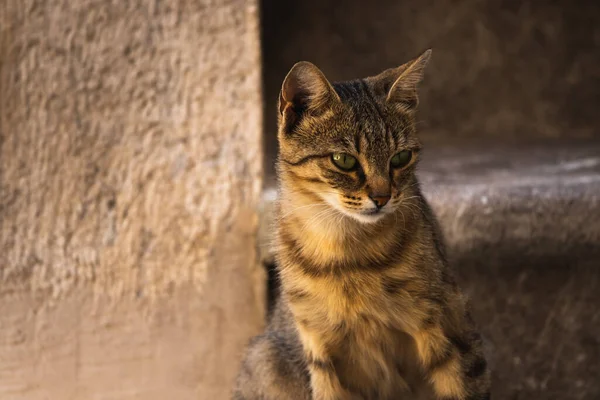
[277,187,405,265]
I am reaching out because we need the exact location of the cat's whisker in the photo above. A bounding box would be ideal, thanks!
[282,188,342,198]
[301,211,342,239]
[398,209,407,231]
[400,203,421,218]
[400,195,421,201]
[298,207,339,235]
[300,211,334,232]
[278,203,324,221]
[343,213,360,242]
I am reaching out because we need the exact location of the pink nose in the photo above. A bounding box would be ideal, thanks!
[369,195,390,208]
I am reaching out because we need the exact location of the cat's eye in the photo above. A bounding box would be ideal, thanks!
[390,150,413,169]
[331,153,357,171]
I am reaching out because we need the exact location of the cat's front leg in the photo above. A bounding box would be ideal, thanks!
[297,325,358,400]
[307,355,358,400]
[411,322,491,400]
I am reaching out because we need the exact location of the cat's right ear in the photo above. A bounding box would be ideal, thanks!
[370,49,432,113]
[278,62,340,132]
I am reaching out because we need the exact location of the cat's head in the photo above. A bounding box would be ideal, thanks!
[277,50,431,224]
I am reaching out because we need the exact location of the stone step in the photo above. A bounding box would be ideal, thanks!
[419,141,600,262]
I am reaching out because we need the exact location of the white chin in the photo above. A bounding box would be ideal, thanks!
[347,211,386,224]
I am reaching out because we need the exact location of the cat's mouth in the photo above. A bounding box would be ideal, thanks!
[318,192,387,224]
[346,207,387,224]
[361,209,381,216]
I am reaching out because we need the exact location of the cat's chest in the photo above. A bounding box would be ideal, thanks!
[293,270,419,331]
[292,274,432,399]
[328,306,428,399]
[293,277,428,398]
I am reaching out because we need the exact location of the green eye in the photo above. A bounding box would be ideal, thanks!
[331,153,357,170]
[390,150,413,169]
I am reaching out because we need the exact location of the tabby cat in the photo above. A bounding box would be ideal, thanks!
[234,50,491,400]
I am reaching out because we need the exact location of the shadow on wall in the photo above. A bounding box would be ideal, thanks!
[261,0,600,172]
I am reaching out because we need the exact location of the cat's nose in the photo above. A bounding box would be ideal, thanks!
[369,194,391,208]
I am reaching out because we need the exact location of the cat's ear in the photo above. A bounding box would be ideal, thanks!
[375,49,432,113]
[278,62,340,129]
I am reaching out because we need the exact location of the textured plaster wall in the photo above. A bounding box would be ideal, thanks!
[262,0,600,167]
[0,0,264,399]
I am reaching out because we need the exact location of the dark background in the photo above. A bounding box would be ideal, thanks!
[260,1,600,399]
[262,0,600,172]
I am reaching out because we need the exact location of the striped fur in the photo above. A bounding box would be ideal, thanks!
[234,50,491,400]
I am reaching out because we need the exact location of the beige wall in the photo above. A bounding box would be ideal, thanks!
[0,0,264,399]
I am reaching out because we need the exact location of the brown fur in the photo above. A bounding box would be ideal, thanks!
[234,50,491,400]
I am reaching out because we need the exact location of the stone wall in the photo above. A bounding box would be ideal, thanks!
[0,0,264,398]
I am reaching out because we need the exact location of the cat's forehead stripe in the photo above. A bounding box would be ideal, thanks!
[359,79,395,159]
[332,80,393,170]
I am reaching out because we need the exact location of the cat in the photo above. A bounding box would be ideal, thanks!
[234,50,491,400]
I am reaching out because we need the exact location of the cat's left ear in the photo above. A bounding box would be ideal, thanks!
[279,62,339,115]
[373,49,432,113]
[278,62,340,134]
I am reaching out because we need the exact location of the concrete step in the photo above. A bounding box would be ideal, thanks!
[258,140,600,399]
